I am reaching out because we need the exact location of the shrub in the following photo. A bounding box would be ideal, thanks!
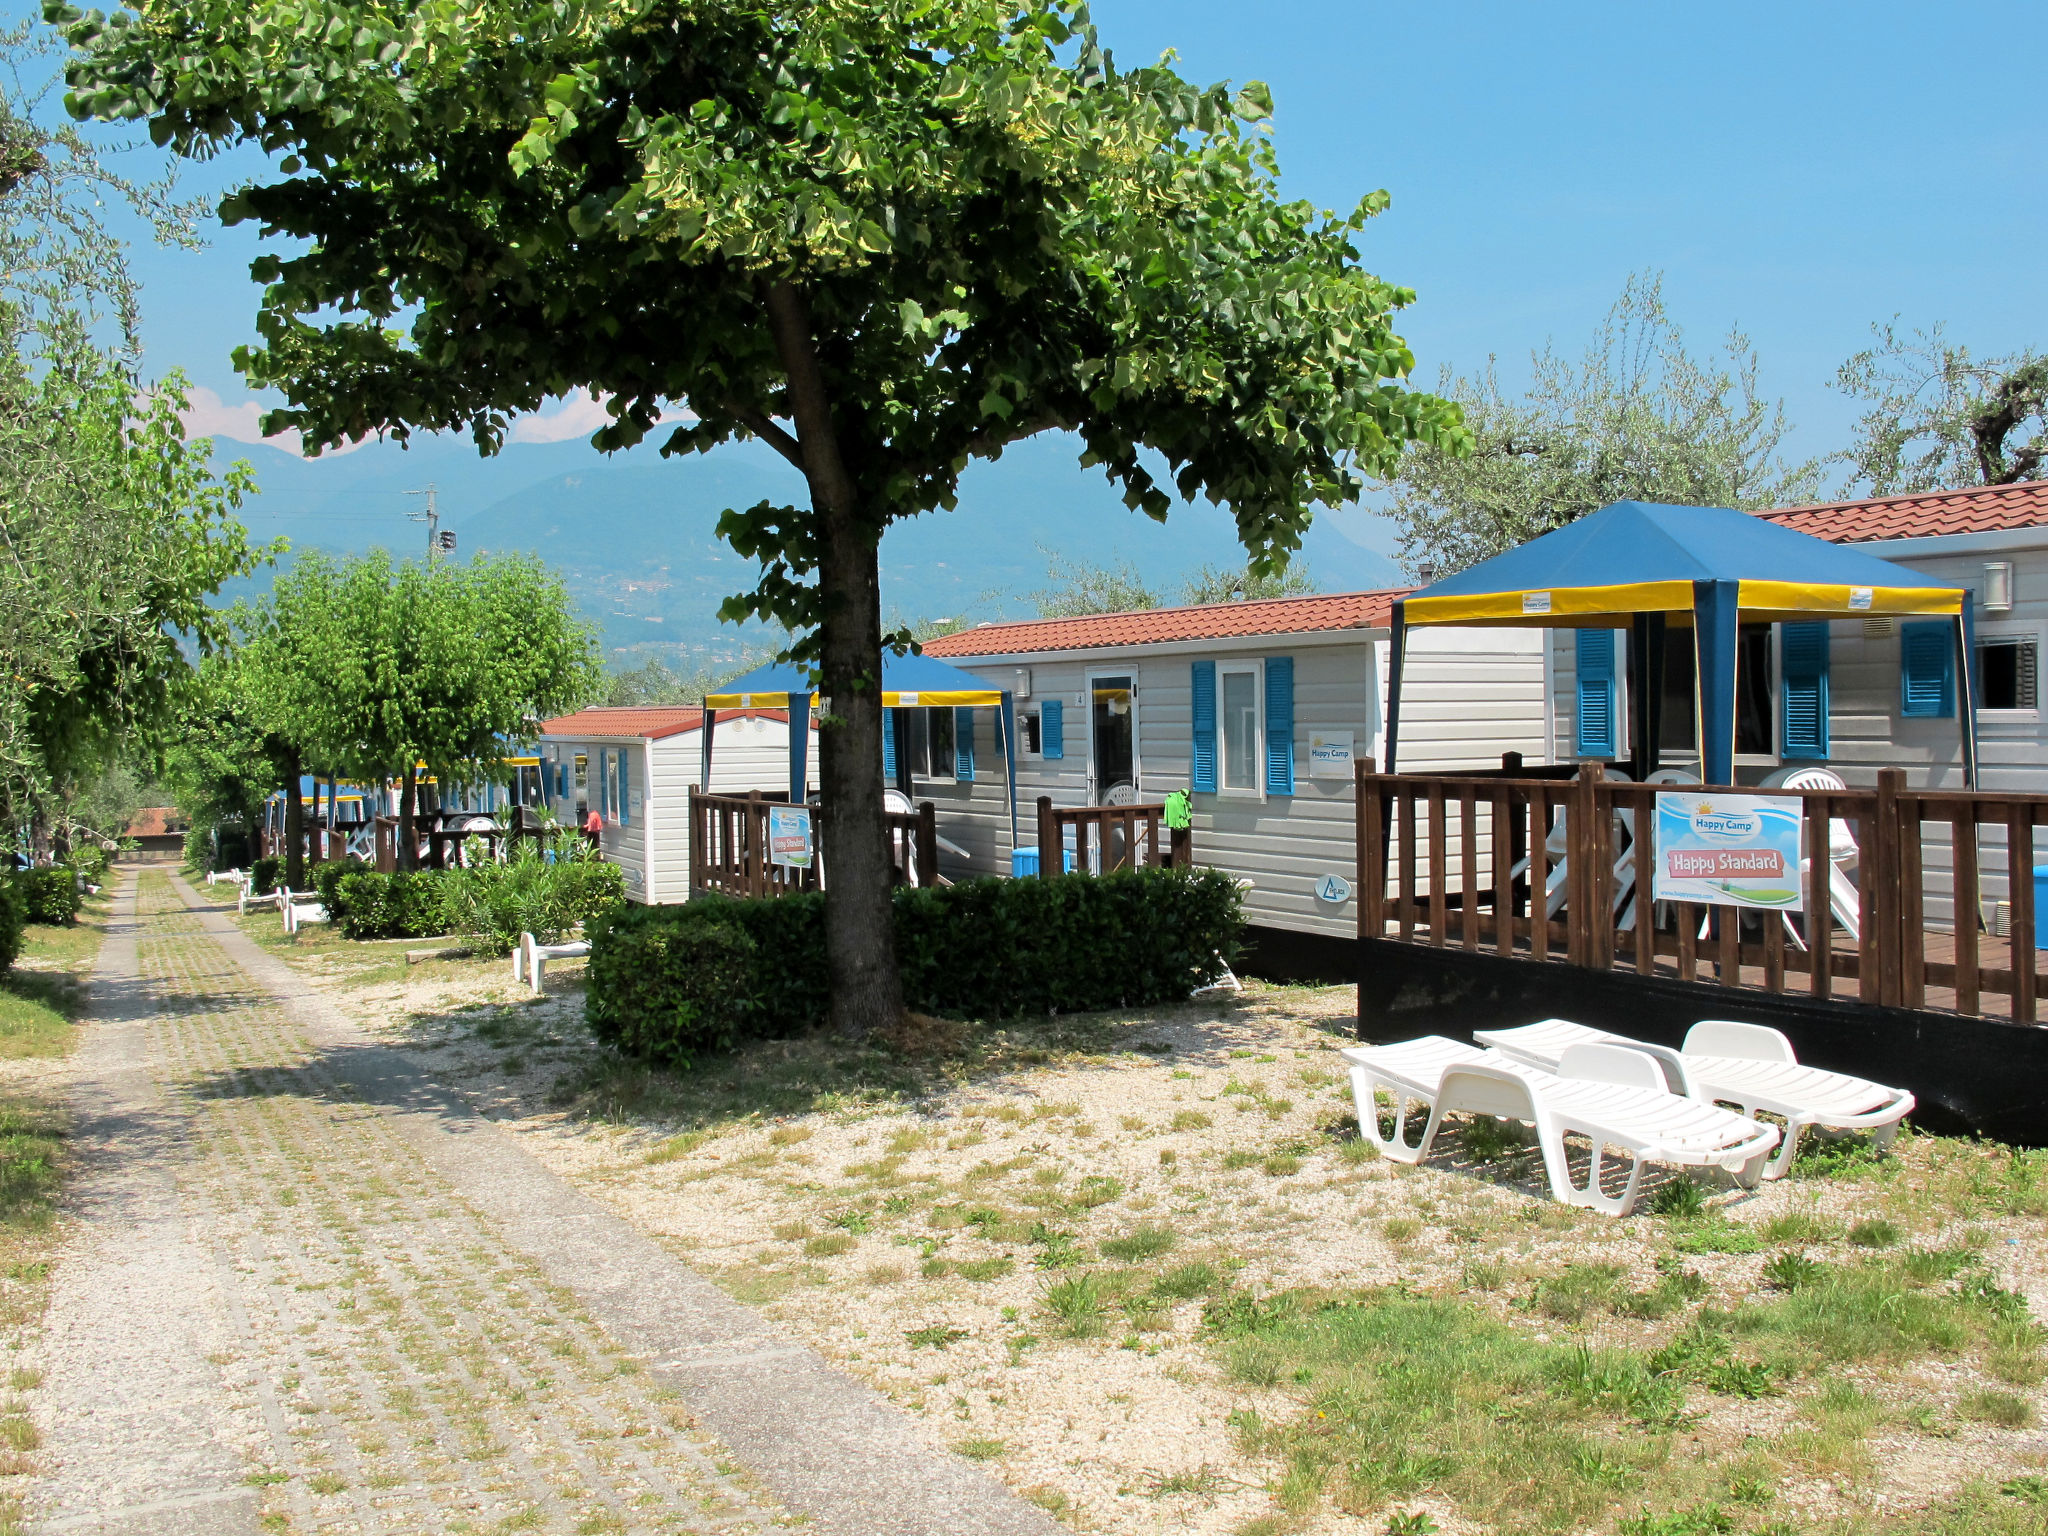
[585,866,1243,1060]
[12,869,80,927]
[440,845,625,956]
[332,870,455,941]
[0,877,22,974]
[584,904,756,1065]
[249,856,281,895]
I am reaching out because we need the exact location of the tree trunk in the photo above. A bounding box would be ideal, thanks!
[764,281,904,1039]
[282,745,305,890]
[398,769,418,873]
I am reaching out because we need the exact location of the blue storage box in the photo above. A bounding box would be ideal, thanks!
[1011,847,1077,877]
[2036,866,2048,930]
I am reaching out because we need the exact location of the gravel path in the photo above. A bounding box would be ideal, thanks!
[32,871,1056,1535]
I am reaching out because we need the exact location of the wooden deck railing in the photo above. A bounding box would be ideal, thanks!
[1035,797,1191,875]
[688,789,941,897]
[1356,761,2048,1023]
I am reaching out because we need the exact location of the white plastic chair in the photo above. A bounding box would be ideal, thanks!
[1341,1034,1778,1215]
[1476,1017,1913,1181]
[513,930,591,995]
[1757,767,1859,947]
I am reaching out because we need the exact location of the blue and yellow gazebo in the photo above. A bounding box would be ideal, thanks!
[703,651,1020,847]
[1387,500,1977,785]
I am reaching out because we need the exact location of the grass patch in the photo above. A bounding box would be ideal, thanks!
[1960,1388,2034,1429]
[1722,1251,2040,1371]
[954,1437,1006,1461]
[1099,1224,1177,1262]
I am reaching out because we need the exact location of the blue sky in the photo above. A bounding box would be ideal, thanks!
[40,1,2048,519]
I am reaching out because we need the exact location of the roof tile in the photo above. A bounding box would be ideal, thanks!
[921,589,1410,659]
[538,705,789,740]
[1759,479,2048,543]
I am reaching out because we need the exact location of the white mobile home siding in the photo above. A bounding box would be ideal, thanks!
[915,627,1547,939]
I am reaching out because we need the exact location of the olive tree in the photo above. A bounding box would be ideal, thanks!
[54,0,1465,1034]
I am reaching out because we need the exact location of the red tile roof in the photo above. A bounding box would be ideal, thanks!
[125,807,184,838]
[538,705,789,740]
[1759,480,2048,543]
[921,588,1410,659]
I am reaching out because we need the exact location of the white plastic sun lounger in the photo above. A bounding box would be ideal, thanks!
[1473,1017,1913,1181]
[281,888,330,934]
[1341,1035,1778,1216]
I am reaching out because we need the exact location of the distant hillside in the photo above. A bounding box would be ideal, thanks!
[215,430,1403,661]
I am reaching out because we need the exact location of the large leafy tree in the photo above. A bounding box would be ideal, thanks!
[163,648,295,869]
[1389,274,1821,578]
[0,24,260,855]
[252,550,602,876]
[54,0,1464,1034]
[1831,321,2048,497]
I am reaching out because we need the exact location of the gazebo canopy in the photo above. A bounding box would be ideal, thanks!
[704,651,1006,708]
[1389,500,1976,785]
[700,651,1019,853]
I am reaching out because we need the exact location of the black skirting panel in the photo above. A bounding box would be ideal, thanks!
[1239,925,1362,987]
[1354,936,2048,1148]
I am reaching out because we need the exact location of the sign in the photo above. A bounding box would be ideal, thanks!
[1522,591,1552,614]
[768,805,814,869]
[1308,729,1355,779]
[1315,873,1352,905]
[1848,587,1873,611]
[1650,792,1803,911]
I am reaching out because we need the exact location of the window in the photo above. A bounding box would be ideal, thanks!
[573,752,588,818]
[899,707,958,780]
[1219,664,1262,793]
[1979,633,2040,713]
[1021,712,1042,756]
[1655,624,1778,756]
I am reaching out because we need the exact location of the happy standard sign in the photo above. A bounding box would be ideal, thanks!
[1650,792,1804,912]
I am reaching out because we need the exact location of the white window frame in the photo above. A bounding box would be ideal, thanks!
[1216,660,1265,800]
[1975,619,2045,725]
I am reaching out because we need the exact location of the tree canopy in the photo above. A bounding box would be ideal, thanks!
[53,0,1464,1030]
[1832,321,2048,497]
[1387,274,1821,579]
[0,24,260,854]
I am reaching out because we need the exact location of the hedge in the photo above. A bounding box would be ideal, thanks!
[0,877,22,974]
[586,866,1245,1067]
[13,869,80,927]
[331,870,457,941]
[320,854,625,947]
[250,855,281,895]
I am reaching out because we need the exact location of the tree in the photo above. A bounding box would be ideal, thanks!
[164,650,295,870]
[57,0,1465,1035]
[1180,559,1314,606]
[1388,273,1820,578]
[0,24,259,856]
[250,550,604,874]
[1832,321,2048,496]
[1030,552,1160,618]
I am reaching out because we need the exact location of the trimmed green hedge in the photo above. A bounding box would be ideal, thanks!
[250,855,281,895]
[586,867,1245,1067]
[13,869,80,927]
[332,870,456,941]
[0,876,22,973]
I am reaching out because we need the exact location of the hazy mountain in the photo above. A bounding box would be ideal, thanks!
[216,430,1402,662]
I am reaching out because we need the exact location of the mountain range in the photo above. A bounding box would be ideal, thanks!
[217,429,1405,664]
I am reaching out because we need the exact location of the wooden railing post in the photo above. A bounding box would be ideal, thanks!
[1037,796,1056,877]
[917,801,938,888]
[1568,762,1599,967]
[1871,769,1905,1006]
[688,785,704,896]
[2011,803,2037,1023]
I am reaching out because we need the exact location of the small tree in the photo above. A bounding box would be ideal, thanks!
[1180,559,1315,606]
[252,550,602,872]
[1832,321,2048,496]
[57,0,1464,1034]
[1029,552,1161,618]
[1388,273,1821,578]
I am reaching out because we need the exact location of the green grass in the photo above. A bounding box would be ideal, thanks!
[1099,1224,1177,1262]
[0,1102,64,1234]
[1721,1251,2042,1371]
[0,885,111,1059]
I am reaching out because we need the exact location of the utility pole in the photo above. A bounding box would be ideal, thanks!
[406,483,441,556]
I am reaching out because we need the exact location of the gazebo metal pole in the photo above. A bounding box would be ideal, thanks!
[1957,607,1980,788]
[788,695,810,805]
[700,708,717,791]
[1000,693,1019,860]
[1384,600,1409,774]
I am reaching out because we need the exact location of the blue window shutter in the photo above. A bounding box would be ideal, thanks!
[955,708,975,782]
[1574,629,1617,757]
[1264,656,1295,795]
[1041,699,1064,759]
[1899,620,1956,719]
[1781,621,1833,758]
[882,707,898,778]
[619,747,632,825]
[1190,661,1218,793]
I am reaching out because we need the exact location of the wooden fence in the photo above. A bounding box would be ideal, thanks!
[1356,761,2048,1022]
[1035,797,1192,875]
[688,789,939,898]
